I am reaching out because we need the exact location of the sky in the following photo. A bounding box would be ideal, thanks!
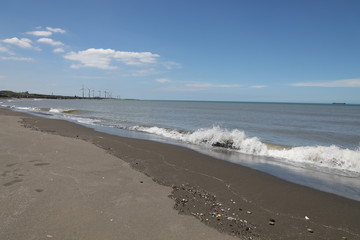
[0,0,359,103]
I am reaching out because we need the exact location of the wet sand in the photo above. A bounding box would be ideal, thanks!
[1,108,359,240]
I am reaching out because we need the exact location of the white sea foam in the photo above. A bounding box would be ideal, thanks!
[131,125,360,175]
[11,106,78,114]
[49,108,62,113]
[48,108,78,114]
[63,115,100,125]
[11,106,41,111]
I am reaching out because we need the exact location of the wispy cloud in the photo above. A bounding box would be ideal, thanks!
[46,27,66,34]
[162,61,182,70]
[156,86,201,92]
[0,45,14,55]
[27,27,66,37]
[53,48,65,53]
[37,38,64,46]
[2,37,35,49]
[0,56,34,61]
[291,78,360,87]
[128,68,160,76]
[64,48,160,69]
[71,75,113,80]
[185,83,241,88]
[250,85,267,88]
[26,30,53,37]
[156,81,241,92]
[155,78,172,83]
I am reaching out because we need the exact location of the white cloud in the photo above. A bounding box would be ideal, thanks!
[115,51,160,65]
[27,30,53,37]
[291,78,360,88]
[37,38,64,46]
[64,48,160,70]
[65,48,117,69]
[27,27,66,36]
[2,37,34,49]
[46,27,66,34]
[53,48,65,53]
[250,85,267,88]
[0,45,14,55]
[0,56,34,61]
[156,78,172,83]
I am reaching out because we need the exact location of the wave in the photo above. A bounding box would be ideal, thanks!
[11,106,41,111]
[63,115,100,125]
[8,105,98,125]
[9,106,80,114]
[48,108,80,114]
[130,125,360,175]
[5,102,359,176]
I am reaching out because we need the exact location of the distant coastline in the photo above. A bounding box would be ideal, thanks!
[0,90,104,100]
[1,90,355,105]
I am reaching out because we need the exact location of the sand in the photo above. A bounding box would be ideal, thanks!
[1,108,359,240]
[0,111,237,240]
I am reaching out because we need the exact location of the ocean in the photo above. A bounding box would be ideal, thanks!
[2,99,360,200]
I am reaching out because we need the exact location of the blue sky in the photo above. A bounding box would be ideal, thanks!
[1,0,359,103]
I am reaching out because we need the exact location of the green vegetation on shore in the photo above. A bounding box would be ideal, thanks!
[0,90,100,99]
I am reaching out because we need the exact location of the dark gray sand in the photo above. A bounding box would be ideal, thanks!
[1,108,359,240]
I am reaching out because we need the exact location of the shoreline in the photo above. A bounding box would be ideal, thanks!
[1,108,360,239]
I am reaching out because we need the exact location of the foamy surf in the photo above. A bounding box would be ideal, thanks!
[8,105,79,114]
[130,125,360,176]
[48,108,79,114]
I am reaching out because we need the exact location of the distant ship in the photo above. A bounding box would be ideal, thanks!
[332,102,346,105]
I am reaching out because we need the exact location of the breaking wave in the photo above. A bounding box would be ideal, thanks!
[130,125,360,175]
[6,105,98,125]
[3,101,359,176]
[8,106,80,114]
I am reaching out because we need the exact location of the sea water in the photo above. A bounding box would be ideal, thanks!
[2,99,360,200]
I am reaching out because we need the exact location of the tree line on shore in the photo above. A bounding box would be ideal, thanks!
[0,90,101,99]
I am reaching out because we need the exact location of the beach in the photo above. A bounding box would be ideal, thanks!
[1,108,359,240]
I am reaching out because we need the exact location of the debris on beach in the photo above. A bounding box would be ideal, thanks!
[169,184,258,238]
[269,218,276,226]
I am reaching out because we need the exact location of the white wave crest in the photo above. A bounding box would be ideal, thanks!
[131,125,360,174]
[268,145,360,174]
[48,108,78,114]
[184,127,268,155]
[130,126,184,139]
[49,108,62,113]
[11,106,40,111]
